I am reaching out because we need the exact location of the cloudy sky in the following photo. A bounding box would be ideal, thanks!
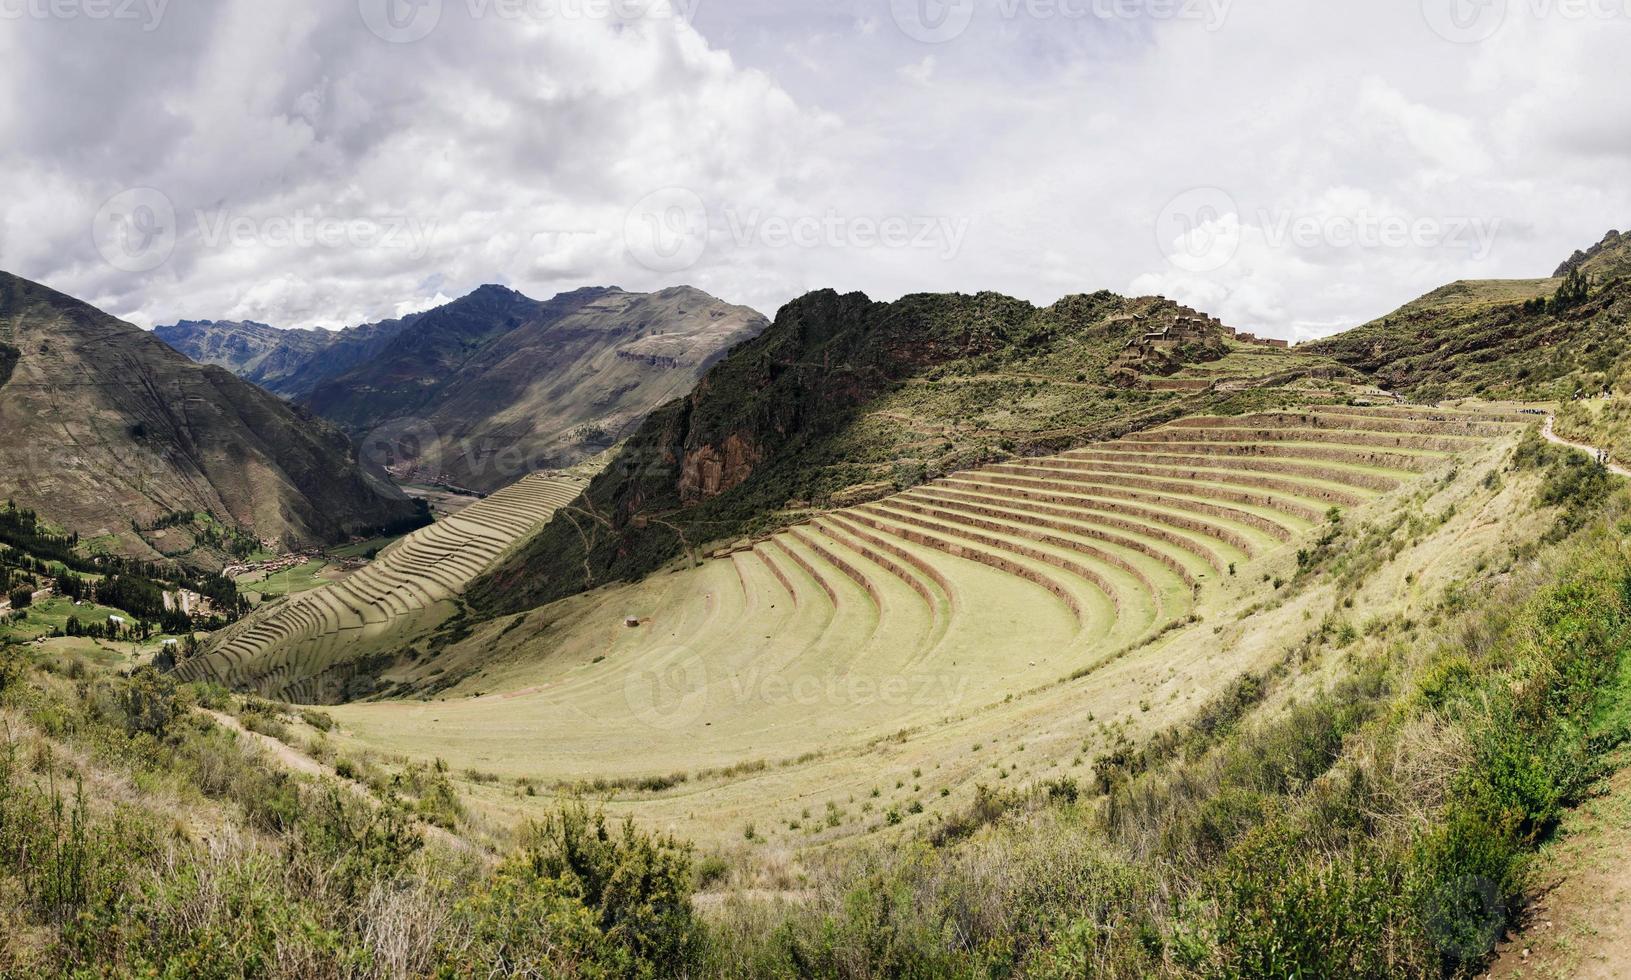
[1,0,1628,339]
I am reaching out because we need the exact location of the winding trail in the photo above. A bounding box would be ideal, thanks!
[203,709,327,778]
[1543,414,1631,477]
[201,708,481,857]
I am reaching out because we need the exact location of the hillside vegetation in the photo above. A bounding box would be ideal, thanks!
[0,272,421,565]
[16,237,1631,976]
[473,288,1353,616]
[6,399,1618,977]
[1310,230,1631,400]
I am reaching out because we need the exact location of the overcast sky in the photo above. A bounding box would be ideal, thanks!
[1,0,1628,339]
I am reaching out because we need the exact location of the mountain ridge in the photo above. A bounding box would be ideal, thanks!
[469,285,1349,615]
[0,270,421,566]
[1308,228,1631,399]
[160,283,771,493]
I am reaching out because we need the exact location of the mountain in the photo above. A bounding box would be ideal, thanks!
[0,271,422,563]
[469,288,1351,615]
[1309,229,1631,399]
[157,284,767,493]
[301,284,546,433]
[300,284,768,492]
[153,315,411,399]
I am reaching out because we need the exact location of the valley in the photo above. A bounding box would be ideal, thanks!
[303,402,1529,846]
[5,233,1631,975]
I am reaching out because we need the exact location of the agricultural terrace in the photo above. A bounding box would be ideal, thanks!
[175,474,585,700]
[324,405,1533,845]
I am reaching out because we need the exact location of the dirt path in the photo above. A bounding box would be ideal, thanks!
[1485,423,1631,978]
[202,708,483,857]
[1542,415,1631,478]
[203,709,328,777]
[1489,756,1631,978]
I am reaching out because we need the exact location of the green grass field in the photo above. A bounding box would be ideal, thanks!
[1,596,134,640]
[301,404,1534,847]
[237,559,343,600]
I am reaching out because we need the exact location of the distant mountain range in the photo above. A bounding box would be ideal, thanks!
[156,284,768,493]
[154,316,411,400]
[0,272,422,564]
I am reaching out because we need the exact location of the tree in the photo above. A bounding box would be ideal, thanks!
[1551,266,1591,312]
[7,586,32,609]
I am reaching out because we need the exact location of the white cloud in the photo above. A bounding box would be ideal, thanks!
[0,0,1627,340]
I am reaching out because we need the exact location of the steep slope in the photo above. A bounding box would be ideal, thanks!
[392,286,767,490]
[470,288,1354,615]
[302,284,547,432]
[174,471,588,702]
[1310,229,1631,399]
[301,285,768,492]
[0,271,421,562]
[153,319,331,387]
[154,316,410,399]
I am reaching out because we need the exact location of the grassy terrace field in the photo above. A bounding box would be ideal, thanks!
[174,473,586,701]
[319,404,1530,846]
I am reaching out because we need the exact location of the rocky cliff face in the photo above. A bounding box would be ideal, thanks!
[0,271,421,563]
[679,431,763,502]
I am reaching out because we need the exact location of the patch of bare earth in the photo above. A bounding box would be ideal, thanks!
[1489,754,1631,979]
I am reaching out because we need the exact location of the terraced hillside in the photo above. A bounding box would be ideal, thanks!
[327,403,1529,840]
[175,473,586,701]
